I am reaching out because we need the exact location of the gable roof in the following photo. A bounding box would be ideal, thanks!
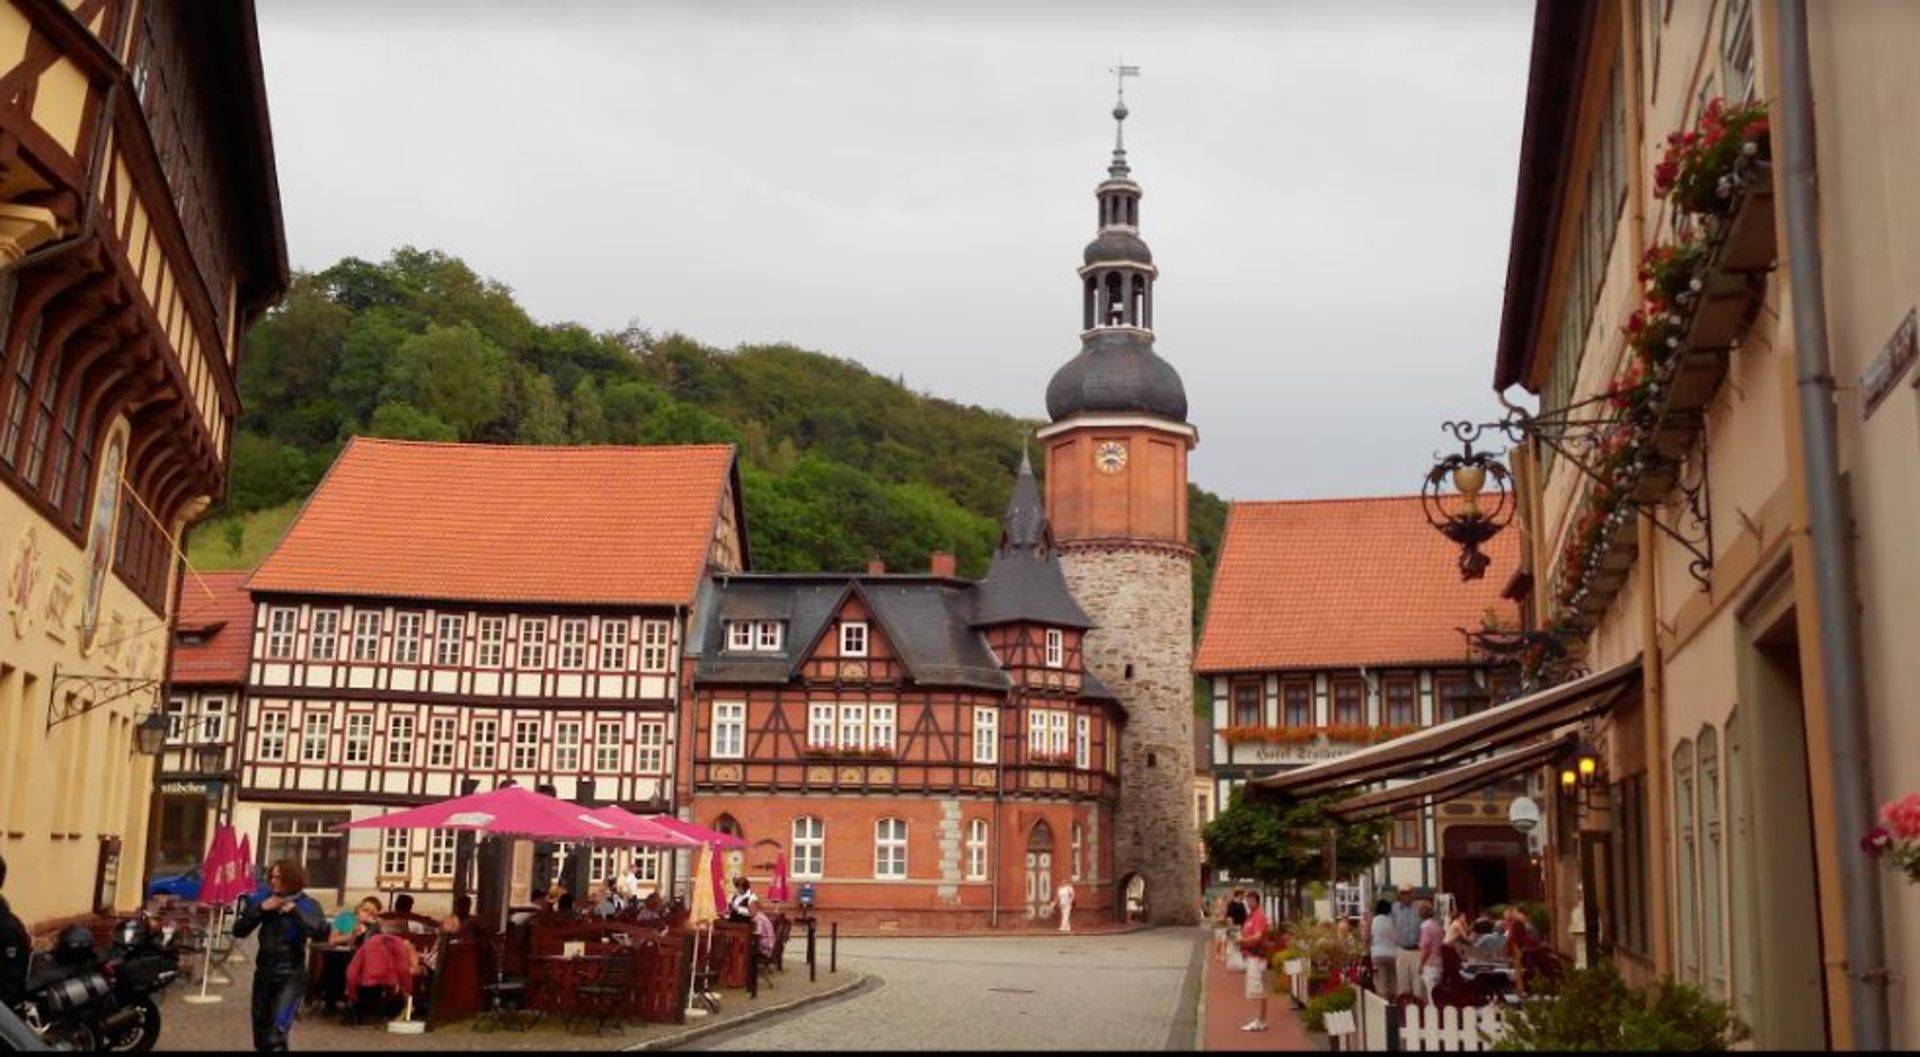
[248,438,741,607]
[170,570,253,685]
[1193,495,1519,674]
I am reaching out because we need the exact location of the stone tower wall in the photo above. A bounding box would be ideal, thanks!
[1061,543,1199,926]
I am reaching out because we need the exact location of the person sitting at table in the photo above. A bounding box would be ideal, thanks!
[438,894,475,936]
[750,906,775,961]
[556,890,577,916]
[633,893,665,924]
[588,880,621,919]
[393,893,416,916]
[345,920,422,1024]
[332,897,382,947]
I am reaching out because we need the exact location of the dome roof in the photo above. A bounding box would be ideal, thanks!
[1045,329,1188,422]
[1082,229,1153,266]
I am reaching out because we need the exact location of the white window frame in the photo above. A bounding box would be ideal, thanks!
[428,716,456,768]
[199,697,227,744]
[874,817,907,879]
[394,612,423,665]
[1075,715,1091,770]
[1050,711,1069,757]
[1071,822,1083,881]
[840,622,868,658]
[300,712,330,763]
[1044,628,1064,668]
[309,610,340,662]
[427,829,456,879]
[599,620,629,671]
[559,619,588,669]
[635,720,665,773]
[595,720,623,773]
[837,703,866,751]
[470,718,498,770]
[711,702,745,759]
[808,703,836,749]
[351,610,381,662]
[387,714,415,765]
[727,621,753,651]
[518,618,548,669]
[435,613,465,666]
[512,718,541,770]
[973,707,998,764]
[476,617,505,668]
[640,619,671,672]
[555,720,582,772]
[631,850,659,883]
[966,818,988,881]
[1029,711,1048,756]
[755,620,782,651]
[792,816,825,879]
[869,703,896,754]
[163,697,187,742]
[266,607,297,660]
[259,710,288,761]
[344,713,372,764]
[381,829,410,877]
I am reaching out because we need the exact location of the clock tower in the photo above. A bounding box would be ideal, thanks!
[1038,84,1199,926]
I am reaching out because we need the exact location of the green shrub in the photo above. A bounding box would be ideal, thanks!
[1301,984,1357,1033]
[1491,961,1743,1051]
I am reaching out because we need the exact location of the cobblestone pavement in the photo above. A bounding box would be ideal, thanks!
[152,953,859,1051]
[680,927,1207,1051]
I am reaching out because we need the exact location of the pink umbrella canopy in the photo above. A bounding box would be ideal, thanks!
[582,806,703,849]
[337,785,632,843]
[650,816,746,849]
[769,852,792,902]
[199,824,250,905]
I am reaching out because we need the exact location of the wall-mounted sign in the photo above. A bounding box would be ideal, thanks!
[79,420,129,656]
[1861,307,1917,420]
[160,780,222,799]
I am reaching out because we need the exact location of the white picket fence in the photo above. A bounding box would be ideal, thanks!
[1328,988,1507,1051]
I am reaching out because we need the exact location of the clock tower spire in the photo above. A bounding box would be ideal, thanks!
[1038,76,1199,927]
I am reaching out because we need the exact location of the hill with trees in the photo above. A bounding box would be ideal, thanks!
[202,247,1230,638]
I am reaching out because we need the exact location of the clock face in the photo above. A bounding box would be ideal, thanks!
[1094,440,1128,474]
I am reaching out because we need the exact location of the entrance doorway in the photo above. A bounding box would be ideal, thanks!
[1439,825,1540,916]
[1025,821,1053,919]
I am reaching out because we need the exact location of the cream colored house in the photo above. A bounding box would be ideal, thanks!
[0,0,285,931]
[1485,0,1918,1048]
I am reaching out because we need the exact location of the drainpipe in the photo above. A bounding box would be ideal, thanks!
[1775,1,1890,1047]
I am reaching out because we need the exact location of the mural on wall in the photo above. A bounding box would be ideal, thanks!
[79,420,128,655]
[5,523,39,638]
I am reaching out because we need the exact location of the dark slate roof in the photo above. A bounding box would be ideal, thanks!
[970,452,1095,629]
[1045,328,1188,422]
[1083,229,1153,266]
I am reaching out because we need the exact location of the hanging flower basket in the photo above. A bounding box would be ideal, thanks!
[1863,793,1920,884]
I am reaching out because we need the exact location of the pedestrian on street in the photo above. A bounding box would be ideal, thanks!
[1224,888,1248,969]
[0,854,29,1007]
[1054,880,1076,932]
[233,859,329,1052]
[1367,898,1398,997]
[1390,885,1420,951]
[1417,900,1443,1001]
[1238,897,1272,1032]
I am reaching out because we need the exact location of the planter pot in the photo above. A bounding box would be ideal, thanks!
[1712,159,1777,275]
[1666,345,1734,413]
[1629,458,1682,504]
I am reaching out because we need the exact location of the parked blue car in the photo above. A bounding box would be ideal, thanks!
[145,864,271,904]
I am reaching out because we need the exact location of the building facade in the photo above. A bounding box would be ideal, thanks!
[153,568,250,878]
[1490,0,1920,1047]
[682,457,1128,930]
[1194,497,1526,909]
[232,438,745,907]
[1036,88,1200,926]
[0,0,285,930]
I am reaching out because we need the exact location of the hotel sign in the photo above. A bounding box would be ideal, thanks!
[1241,742,1352,764]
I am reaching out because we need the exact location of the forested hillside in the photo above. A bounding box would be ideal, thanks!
[207,248,1229,636]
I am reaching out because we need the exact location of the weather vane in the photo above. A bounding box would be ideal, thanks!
[1110,60,1140,103]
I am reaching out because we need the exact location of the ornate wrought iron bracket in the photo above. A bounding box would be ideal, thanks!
[45,663,161,733]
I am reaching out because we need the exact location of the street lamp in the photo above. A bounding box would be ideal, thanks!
[134,711,170,756]
[1421,421,1515,581]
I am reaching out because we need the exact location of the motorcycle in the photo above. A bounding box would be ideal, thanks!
[12,915,179,1053]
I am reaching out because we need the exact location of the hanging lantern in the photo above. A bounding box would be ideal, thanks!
[1421,421,1515,580]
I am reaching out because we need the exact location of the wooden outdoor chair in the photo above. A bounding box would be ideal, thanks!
[474,931,538,1033]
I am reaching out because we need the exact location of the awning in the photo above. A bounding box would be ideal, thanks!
[1249,656,1641,797]
[1325,736,1573,823]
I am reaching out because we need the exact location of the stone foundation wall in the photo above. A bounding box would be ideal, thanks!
[1061,544,1199,925]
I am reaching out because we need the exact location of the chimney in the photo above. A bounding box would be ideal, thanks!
[866,557,887,575]
[929,551,957,578]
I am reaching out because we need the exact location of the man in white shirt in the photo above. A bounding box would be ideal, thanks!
[615,863,646,902]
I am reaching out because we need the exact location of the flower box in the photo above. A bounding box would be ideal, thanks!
[1710,159,1776,275]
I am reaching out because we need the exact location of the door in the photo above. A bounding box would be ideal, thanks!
[1026,820,1054,919]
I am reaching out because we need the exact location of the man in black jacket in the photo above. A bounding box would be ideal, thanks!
[232,859,329,1052]
[0,854,28,1006]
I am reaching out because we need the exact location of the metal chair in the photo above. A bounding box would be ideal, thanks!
[474,933,537,1033]
[568,953,632,1035]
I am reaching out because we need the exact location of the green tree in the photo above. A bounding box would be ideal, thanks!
[1202,788,1387,891]
[367,401,458,442]
[331,306,421,426]
[222,520,245,557]
[569,376,608,444]
[388,322,509,439]
[515,371,568,445]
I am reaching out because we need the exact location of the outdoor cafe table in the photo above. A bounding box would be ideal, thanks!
[305,944,355,1013]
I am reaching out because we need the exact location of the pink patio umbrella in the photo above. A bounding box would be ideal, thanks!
[235,833,255,889]
[582,806,703,849]
[768,852,792,903]
[199,824,251,905]
[649,815,747,849]
[336,784,632,843]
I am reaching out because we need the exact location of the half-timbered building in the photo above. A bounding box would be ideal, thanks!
[154,568,250,878]
[1194,496,1527,912]
[0,0,286,930]
[234,438,746,905]
[682,455,1128,930]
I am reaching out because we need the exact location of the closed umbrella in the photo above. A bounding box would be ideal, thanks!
[769,853,792,903]
[710,846,729,915]
[185,825,245,1005]
[686,843,720,1018]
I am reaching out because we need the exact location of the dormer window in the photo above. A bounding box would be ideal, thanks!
[728,621,754,651]
[726,619,785,652]
[840,622,868,658]
[756,620,782,651]
[1045,628,1064,669]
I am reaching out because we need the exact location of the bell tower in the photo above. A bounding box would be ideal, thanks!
[1038,74,1199,926]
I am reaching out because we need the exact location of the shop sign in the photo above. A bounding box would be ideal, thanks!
[1862,307,1917,420]
[160,779,222,799]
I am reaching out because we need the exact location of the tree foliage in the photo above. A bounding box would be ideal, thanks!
[1201,787,1387,889]
[225,247,1230,591]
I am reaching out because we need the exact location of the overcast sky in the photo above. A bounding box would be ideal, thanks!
[256,0,1533,501]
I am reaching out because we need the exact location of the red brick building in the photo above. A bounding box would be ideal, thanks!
[682,455,1127,930]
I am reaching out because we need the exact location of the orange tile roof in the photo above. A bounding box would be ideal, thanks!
[170,569,254,685]
[247,438,738,607]
[1193,495,1519,673]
